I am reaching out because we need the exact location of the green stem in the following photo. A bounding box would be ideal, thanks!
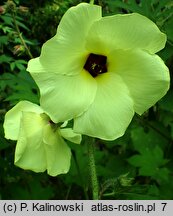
[12,11,33,59]
[87,137,99,200]
[90,0,95,5]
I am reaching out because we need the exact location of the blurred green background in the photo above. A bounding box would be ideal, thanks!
[0,0,173,199]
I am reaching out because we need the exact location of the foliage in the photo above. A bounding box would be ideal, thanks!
[0,0,173,200]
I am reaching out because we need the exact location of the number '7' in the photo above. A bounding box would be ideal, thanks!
[161,203,167,211]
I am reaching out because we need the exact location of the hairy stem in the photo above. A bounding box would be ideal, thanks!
[12,11,33,59]
[87,137,99,200]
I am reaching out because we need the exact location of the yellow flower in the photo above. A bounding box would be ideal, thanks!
[3,101,81,176]
[27,3,170,140]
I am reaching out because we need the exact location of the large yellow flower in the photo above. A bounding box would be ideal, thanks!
[27,3,170,140]
[3,101,81,176]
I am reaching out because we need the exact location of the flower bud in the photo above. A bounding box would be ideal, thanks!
[5,0,16,13]
[18,6,29,13]
[0,6,6,14]
[13,45,25,56]
[119,173,134,187]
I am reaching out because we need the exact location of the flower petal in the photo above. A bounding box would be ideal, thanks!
[3,101,43,140]
[108,49,170,114]
[43,125,71,176]
[27,38,87,76]
[74,73,134,140]
[28,3,102,76]
[60,128,82,144]
[15,112,47,173]
[27,57,45,73]
[86,13,166,55]
[57,3,101,48]
[31,70,97,122]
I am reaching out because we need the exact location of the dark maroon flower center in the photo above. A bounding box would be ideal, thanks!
[84,53,107,77]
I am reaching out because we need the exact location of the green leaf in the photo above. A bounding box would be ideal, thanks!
[159,90,173,112]
[16,20,30,31]
[1,14,13,26]
[131,126,168,154]
[108,0,142,13]
[0,54,13,64]
[128,145,169,177]
[0,125,11,150]
[0,36,8,45]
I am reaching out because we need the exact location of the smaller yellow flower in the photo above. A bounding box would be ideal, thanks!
[3,101,81,176]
